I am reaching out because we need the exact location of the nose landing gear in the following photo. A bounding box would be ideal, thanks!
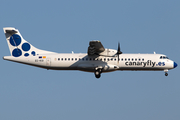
[164,69,168,76]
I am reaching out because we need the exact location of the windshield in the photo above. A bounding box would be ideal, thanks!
[160,56,169,59]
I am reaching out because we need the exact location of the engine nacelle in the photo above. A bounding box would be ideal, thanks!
[99,48,117,57]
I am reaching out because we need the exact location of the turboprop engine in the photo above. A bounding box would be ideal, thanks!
[98,49,117,57]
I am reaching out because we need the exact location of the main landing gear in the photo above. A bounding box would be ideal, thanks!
[94,68,102,78]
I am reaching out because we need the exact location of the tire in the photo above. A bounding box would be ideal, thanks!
[94,69,101,78]
[95,74,101,78]
[165,73,168,76]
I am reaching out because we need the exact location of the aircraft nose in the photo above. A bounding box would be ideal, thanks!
[174,62,178,68]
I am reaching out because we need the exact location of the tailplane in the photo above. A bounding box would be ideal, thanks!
[3,27,55,57]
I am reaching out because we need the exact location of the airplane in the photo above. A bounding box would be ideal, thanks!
[3,27,178,78]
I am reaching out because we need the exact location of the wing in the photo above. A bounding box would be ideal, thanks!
[87,41,105,56]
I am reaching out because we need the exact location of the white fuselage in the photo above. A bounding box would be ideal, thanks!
[3,53,175,73]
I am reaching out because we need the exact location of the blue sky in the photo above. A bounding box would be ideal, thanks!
[0,0,180,120]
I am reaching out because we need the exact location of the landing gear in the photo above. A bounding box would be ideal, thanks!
[165,72,168,76]
[164,69,168,76]
[94,68,102,78]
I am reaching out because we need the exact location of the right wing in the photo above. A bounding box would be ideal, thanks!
[87,41,105,56]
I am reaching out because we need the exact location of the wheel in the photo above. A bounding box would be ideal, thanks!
[94,69,102,78]
[165,72,168,76]
[95,71,100,76]
[95,74,101,78]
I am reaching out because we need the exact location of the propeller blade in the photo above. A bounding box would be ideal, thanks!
[116,42,122,63]
[118,42,120,53]
[117,42,122,55]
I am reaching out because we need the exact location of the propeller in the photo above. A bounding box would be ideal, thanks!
[116,42,122,62]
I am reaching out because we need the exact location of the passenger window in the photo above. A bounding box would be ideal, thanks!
[104,58,106,61]
[72,58,73,61]
[128,58,130,61]
[61,58,63,61]
[160,56,162,59]
[89,58,92,61]
[114,59,116,61]
[65,58,67,61]
[132,58,133,61]
[68,58,70,61]
[82,58,84,61]
[135,58,137,61]
[86,58,88,61]
[125,58,127,61]
[75,58,77,61]
[139,59,141,61]
[142,59,144,61]
[121,58,123,61]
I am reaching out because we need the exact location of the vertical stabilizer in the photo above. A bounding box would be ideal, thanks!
[3,27,55,57]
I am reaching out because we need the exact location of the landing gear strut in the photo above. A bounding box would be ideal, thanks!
[164,69,168,76]
[94,68,102,78]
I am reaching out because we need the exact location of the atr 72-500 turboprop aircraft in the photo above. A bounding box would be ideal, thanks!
[3,27,178,78]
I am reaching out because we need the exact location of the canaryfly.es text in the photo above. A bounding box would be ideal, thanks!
[125,60,156,67]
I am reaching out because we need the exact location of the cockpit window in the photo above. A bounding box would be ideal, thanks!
[160,56,169,59]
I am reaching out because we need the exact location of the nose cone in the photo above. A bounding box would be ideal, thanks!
[174,62,178,68]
